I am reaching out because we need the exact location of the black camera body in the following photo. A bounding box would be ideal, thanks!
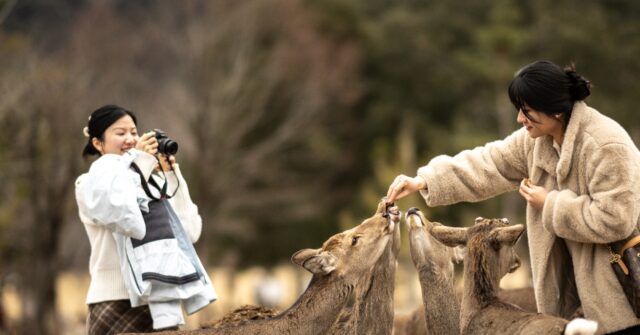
[153,129,178,155]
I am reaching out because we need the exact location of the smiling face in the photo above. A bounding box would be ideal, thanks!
[91,115,139,155]
[516,104,565,143]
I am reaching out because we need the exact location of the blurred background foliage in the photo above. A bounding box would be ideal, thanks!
[0,0,639,333]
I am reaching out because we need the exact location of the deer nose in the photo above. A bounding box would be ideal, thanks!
[407,207,420,215]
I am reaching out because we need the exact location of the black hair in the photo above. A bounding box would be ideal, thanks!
[508,60,591,126]
[82,105,137,157]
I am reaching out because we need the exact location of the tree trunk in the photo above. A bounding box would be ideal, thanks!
[19,257,58,335]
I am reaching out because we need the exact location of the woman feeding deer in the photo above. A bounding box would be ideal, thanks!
[386,60,640,334]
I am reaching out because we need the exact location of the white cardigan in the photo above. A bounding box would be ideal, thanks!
[75,149,203,304]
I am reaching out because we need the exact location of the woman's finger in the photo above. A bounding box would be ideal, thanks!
[518,187,529,200]
[386,176,403,199]
[141,131,154,141]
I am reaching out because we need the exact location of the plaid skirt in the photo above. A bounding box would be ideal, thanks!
[86,300,155,335]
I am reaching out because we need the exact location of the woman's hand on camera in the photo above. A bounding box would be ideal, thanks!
[157,154,176,172]
[386,174,427,203]
[136,131,158,156]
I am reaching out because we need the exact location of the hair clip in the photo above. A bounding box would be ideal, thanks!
[83,126,90,138]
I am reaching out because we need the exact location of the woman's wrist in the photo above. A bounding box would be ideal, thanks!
[415,175,428,191]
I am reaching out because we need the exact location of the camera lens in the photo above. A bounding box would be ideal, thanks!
[153,128,179,155]
[159,138,178,155]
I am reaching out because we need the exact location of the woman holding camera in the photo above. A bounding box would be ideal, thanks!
[75,105,215,334]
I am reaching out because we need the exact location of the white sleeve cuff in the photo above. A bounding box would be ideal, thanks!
[129,149,157,181]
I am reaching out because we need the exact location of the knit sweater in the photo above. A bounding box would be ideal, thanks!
[75,149,203,304]
[417,102,640,334]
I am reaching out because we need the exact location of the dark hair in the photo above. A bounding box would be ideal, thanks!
[508,60,591,125]
[82,105,137,157]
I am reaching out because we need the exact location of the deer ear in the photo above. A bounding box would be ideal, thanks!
[420,215,438,229]
[292,248,318,267]
[493,224,525,246]
[451,245,466,264]
[376,198,387,214]
[430,226,468,247]
[292,248,336,275]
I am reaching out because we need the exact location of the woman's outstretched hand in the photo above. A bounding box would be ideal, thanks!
[386,174,427,203]
[519,178,547,210]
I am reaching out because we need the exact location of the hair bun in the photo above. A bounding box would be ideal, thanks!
[565,68,591,101]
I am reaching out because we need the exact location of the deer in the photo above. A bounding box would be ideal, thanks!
[328,201,401,335]
[399,207,464,335]
[120,199,397,335]
[429,217,598,335]
[396,208,537,335]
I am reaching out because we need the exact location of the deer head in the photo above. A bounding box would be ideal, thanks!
[292,199,398,280]
[431,217,524,276]
[430,217,525,306]
[405,207,464,275]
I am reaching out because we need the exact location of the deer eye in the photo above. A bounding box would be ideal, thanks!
[351,236,360,246]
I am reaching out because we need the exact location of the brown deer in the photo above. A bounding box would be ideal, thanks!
[328,202,401,335]
[401,207,464,335]
[430,217,598,335]
[121,199,397,335]
[396,208,537,335]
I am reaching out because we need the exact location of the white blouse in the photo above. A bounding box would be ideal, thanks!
[75,149,203,303]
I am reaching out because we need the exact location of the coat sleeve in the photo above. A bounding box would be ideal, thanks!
[166,165,203,243]
[76,151,155,239]
[542,143,640,243]
[417,128,530,207]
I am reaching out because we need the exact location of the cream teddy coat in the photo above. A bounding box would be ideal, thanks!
[417,101,640,334]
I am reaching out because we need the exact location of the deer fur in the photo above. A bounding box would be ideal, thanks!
[199,305,279,329]
[328,202,401,335]
[120,199,396,335]
[402,207,463,335]
[396,208,538,335]
[430,217,598,335]
[395,281,536,335]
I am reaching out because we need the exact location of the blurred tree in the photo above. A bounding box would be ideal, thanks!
[312,0,509,226]
[170,0,363,267]
[0,0,639,333]
[0,41,87,334]
[527,0,640,142]
[453,0,530,221]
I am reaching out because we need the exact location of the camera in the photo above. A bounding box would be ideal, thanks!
[153,129,178,155]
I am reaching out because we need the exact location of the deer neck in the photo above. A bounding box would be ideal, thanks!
[351,238,397,334]
[280,273,356,335]
[417,258,460,335]
[460,249,500,333]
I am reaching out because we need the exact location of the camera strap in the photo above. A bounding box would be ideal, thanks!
[131,162,169,200]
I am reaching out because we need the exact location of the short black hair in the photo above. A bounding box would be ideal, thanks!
[508,60,591,125]
[82,105,137,157]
